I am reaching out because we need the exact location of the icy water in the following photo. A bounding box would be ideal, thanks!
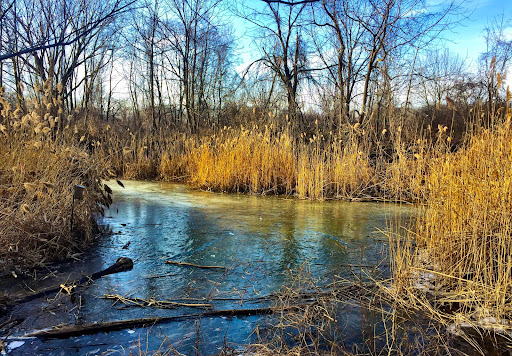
[0,181,414,355]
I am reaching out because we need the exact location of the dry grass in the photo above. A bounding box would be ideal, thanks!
[0,85,110,272]
[185,126,297,194]
[155,125,413,201]
[246,263,471,355]
[387,88,512,348]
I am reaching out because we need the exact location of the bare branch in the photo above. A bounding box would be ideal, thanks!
[262,0,319,5]
[0,0,136,62]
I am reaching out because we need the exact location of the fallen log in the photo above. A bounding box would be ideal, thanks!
[25,305,308,339]
[165,260,226,270]
[8,257,134,306]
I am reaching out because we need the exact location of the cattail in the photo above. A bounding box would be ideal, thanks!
[43,182,54,190]
[23,182,37,192]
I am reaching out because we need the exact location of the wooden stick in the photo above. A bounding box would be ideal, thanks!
[26,305,307,339]
[6,257,134,307]
[165,260,226,270]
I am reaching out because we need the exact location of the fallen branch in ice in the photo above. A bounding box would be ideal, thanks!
[165,260,226,270]
[5,257,134,307]
[25,304,311,339]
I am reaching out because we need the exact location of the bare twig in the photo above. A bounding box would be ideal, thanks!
[165,260,226,270]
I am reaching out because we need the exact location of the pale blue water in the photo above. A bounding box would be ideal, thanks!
[1,181,414,355]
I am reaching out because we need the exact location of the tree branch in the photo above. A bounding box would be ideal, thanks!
[262,0,319,5]
[0,0,136,62]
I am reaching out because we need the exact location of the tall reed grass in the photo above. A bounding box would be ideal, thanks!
[155,125,420,200]
[0,84,110,272]
[388,88,512,340]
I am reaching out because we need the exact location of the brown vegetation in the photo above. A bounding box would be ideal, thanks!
[1,0,511,352]
[0,86,112,272]
[385,90,512,348]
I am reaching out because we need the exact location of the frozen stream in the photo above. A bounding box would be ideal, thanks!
[0,181,414,355]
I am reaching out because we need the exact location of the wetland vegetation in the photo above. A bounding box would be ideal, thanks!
[1,0,512,354]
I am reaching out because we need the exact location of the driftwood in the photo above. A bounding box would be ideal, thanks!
[165,260,226,270]
[26,305,307,339]
[8,257,134,306]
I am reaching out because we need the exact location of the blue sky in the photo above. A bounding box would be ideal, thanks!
[445,0,512,67]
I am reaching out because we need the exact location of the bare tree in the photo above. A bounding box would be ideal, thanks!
[480,15,512,116]
[416,48,468,109]
[312,0,464,128]
[159,0,234,132]
[123,0,235,132]
[1,0,134,114]
[240,0,311,127]
[130,0,162,130]
[0,0,134,61]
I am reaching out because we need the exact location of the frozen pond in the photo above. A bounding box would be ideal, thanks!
[0,181,414,355]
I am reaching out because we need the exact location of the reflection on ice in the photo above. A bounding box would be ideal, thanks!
[2,180,414,355]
